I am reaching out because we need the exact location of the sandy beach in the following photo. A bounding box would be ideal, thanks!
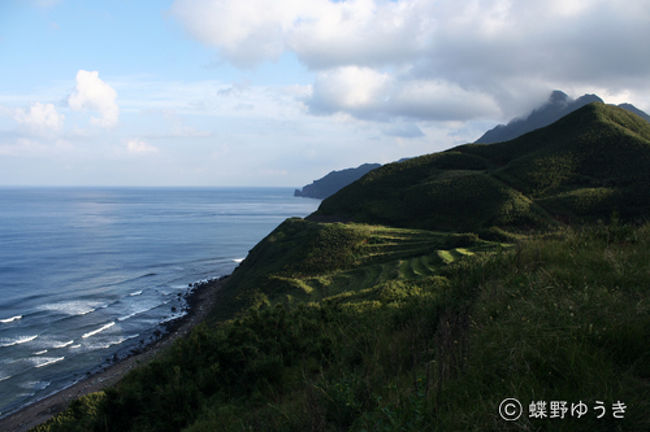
[0,276,227,432]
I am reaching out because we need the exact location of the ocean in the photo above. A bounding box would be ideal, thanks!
[0,187,320,417]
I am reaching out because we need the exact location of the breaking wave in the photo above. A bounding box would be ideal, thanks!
[0,334,38,348]
[32,357,65,368]
[81,322,115,339]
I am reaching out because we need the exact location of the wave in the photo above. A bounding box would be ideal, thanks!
[33,349,48,355]
[117,299,166,322]
[129,290,143,297]
[70,344,81,349]
[39,300,104,316]
[0,315,22,323]
[33,357,65,368]
[117,312,138,322]
[160,308,188,323]
[0,334,38,348]
[0,375,10,382]
[84,334,139,350]
[81,322,115,339]
[52,340,74,349]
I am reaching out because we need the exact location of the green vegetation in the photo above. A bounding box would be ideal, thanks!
[34,103,650,431]
[35,223,650,431]
[315,103,650,232]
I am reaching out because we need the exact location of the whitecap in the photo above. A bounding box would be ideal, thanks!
[81,322,115,339]
[233,258,244,263]
[117,301,163,322]
[0,315,22,323]
[84,334,138,351]
[32,357,64,368]
[0,334,38,348]
[69,344,81,349]
[117,312,137,322]
[34,349,48,355]
[52,340,74,349]
[39,300,104,316]
[160,310,187,323]
[0,375,11,382]
[129,290,143,297]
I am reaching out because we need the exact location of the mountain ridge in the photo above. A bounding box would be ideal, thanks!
[313,103,650,234]
[475,90,649,143]
[294,163,381,199]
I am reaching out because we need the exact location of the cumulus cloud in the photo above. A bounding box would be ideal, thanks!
[171,0,429,69]
[14,102,64,131]
[68,70,119,127]
[126,139,159,155]
[308,66,499,121]
[171,0,650,122]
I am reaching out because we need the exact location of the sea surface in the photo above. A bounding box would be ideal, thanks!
[0,187,320,417]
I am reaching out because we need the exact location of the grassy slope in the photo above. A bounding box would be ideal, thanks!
[35,223,650,432]
[212,219,501,319]
[314,103,650,232]
[34,104,650,431]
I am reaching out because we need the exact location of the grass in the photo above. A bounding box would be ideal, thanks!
[34,222,650,432]
[210,219,501,319]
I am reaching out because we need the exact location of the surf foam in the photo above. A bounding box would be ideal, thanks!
[81,322,115,339]
[0,334,38,348]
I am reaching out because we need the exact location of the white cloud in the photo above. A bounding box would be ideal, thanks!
[14,102,64,131]
[171,0,428,69]
[308,66,499,121]
[126,139,158,155]
[171,0,650,122]
[309,66,390,113]
[68,70,119,127]
[170,0,309,67]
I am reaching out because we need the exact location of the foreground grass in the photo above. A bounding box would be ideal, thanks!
[35,222,649,431]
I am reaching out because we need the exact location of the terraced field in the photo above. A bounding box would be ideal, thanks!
[222,220,507,310]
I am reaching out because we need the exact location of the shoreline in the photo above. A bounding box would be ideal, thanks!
[0,275,228,432]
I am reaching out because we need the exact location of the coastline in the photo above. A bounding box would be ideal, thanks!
[0,275,228,432]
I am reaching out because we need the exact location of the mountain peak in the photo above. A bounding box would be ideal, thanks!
[475,91,632,144]
[314,103,650,232]
[548,90,570,104]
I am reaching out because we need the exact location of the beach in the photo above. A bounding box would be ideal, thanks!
[0,276,227,432]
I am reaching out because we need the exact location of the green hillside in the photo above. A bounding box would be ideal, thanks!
[314,103,650,232]
[211,218,504,319]
[33,103,650,432]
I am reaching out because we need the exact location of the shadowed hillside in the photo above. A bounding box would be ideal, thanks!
[314,103,650,234]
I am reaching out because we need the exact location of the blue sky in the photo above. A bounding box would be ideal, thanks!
[1,0,649,186]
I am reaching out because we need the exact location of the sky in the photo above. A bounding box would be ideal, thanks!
[0,0,649,187]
